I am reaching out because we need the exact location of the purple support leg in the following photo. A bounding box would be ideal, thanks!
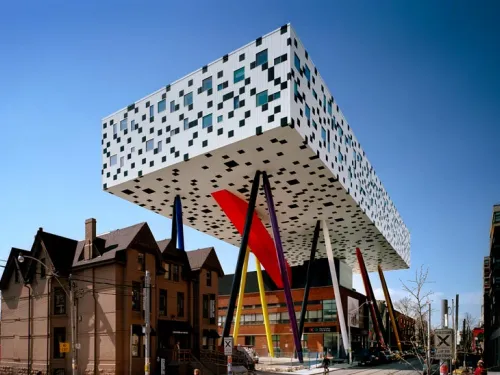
[262,172,304,363]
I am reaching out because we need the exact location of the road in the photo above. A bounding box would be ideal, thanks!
[257,358,424,375]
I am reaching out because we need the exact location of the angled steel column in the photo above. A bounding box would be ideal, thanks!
[378,264,402,352]
[233,248,250,342]
[171,197,178,246]
[174,195,185,252]
[222,170,261,340]
[262,172,303,363]
[256,257,274,357]
[322,220,349,358]
[298,221,320,339]
[356,248,386,348]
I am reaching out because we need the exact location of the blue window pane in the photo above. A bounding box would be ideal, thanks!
[157,141,162,152]
[338,151,343,162]
[158,99,166,113]
[321,127,326,141]
[305,104,310,120]
[217,115,223,123]
[312,120,317,129]
[323,95,326,111]
[149,105,154,118]
[202,114,212,129]
[131,120,136,131]
[217,83,224,91]
[184,92,193,107]
[294,82,298,96]
[328,102,332,116]
[337,126,343,137]
[113,123,117,135]
[234,96,240,109]
[184,118,189,130]
[120,119,127,131]
[313,90,317,99]
[234,67,245,83]
[202,77,212,91]
[146,139,154,152]
[110,154,117,166]
[294,53,300,71]
[273,92,280,100]
[256,49,268,66]
[256,90,268,107]
[170,101,175,113]
[304,65,310,81]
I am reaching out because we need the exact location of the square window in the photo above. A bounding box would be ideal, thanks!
[217,115,223,123]
[113,123,117,135]
[256,90,268,107]
[110,154,117,166]
[120,119,127,131]
[184,92,193,107]
[305,104,310,120]
[120,156,124,167]
[321,127,326,141]
[202,114,213,129]
[304,65,311,81]
[149,105,154,118]
[234,96,240,109]
[234,67,245,84]
[313,90,317,99]
[184,118,189,130]
[202,77,212,91]
[158,99,166,113]
[294,53,301,71]
[217,83,224,91]
[146,139,154,152]
[131,120,136,131]
[157,141,162,152]
[256,49,268,66]
[170,101,175,113]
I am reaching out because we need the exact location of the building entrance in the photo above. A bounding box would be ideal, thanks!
[323,333,339,357]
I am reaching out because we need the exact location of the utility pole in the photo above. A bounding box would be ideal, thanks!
[451,299,455,373]
[428,302,432,375]
[144,270,151,375]
[69,275,77,375]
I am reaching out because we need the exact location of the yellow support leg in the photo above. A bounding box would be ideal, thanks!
[256,257,274,358]
[233,248,250,342]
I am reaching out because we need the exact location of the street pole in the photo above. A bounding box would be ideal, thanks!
[428,302,432,375]
[69,274,77,375]
[145,270,151,375]
[451,299,455,373]
[348,314,352,364]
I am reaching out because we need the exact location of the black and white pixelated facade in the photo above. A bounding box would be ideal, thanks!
[101,24,410,272]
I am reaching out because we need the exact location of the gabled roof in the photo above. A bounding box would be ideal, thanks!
[72,222,162,269]
[0,248,30,290]
[186,247,224,277]
[37,230,79,276]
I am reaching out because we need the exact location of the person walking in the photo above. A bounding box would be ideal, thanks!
[474,360,486,375]
[322,355,331,375]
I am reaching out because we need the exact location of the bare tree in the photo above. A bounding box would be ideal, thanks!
[400,265,434,349]
[461,312,477,354]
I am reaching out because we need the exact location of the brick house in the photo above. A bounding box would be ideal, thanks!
[0,218,223,375]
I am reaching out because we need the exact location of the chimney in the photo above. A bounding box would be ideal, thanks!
[84,218,96,261]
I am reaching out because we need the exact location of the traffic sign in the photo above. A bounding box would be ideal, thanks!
[59,342,70,353]
[224,336,233,355]
[434,328,454,359]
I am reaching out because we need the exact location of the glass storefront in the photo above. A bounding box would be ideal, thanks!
[323,333,339,357]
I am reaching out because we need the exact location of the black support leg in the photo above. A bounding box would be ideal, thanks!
[221,170,261,340]
[298,221,320,339]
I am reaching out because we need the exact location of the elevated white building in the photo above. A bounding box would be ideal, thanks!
[101,24,410,272]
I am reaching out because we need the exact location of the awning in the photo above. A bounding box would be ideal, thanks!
[159,320,192,336]
[203,329,220,338]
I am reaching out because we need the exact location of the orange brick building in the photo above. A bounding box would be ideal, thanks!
[218,258,369,357]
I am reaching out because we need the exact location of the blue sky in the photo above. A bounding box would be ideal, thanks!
[0,1,498,324]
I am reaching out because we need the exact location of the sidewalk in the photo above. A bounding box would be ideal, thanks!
[256,357,353,374]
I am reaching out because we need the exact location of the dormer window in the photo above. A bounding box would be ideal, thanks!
[206,270,212,287]
[138,253,145,272]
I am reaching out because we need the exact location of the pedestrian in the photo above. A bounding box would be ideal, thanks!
[174,341,181,361]
[474,360,486,375]
[322,355,331,375]
[194,369,201,375]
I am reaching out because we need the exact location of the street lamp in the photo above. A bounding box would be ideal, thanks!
[348,300,371,365]
[18,254,77,375]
